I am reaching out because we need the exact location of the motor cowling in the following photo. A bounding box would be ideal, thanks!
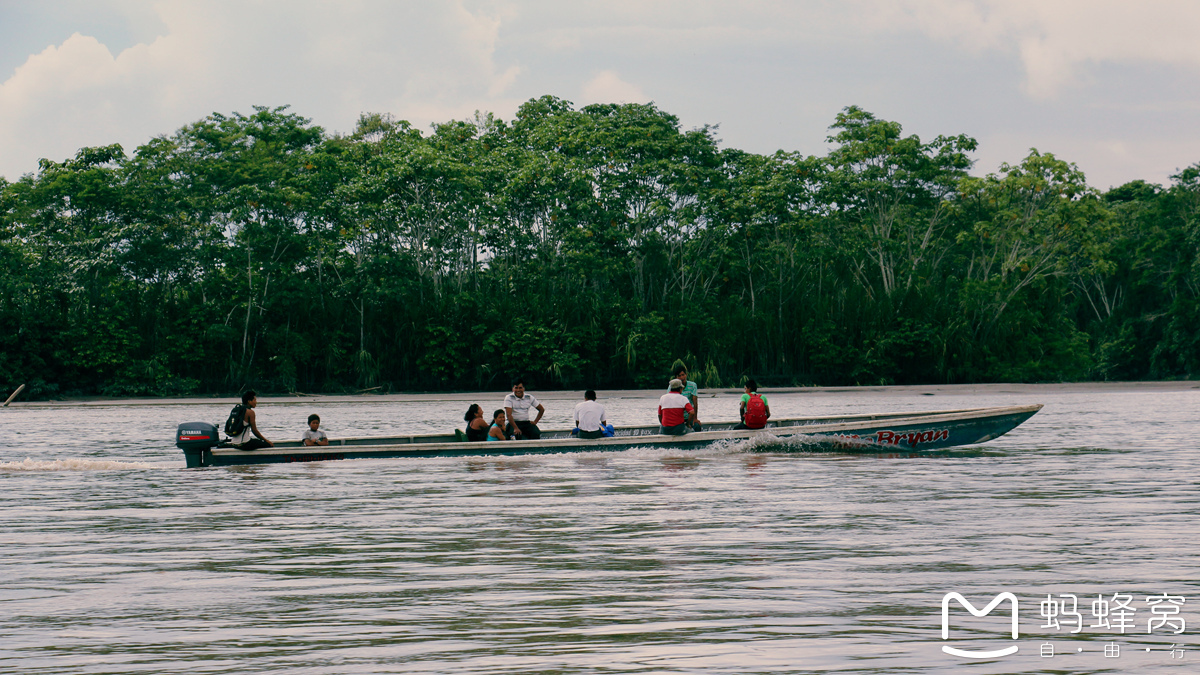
[176,422,220,451]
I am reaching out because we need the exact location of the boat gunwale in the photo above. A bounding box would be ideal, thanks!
[206,404,1043,460]
[254,404,1044,449]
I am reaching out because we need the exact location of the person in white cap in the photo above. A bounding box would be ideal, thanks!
[657,379,695,435]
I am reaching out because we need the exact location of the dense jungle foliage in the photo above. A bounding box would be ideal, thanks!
[3,97,1200,397]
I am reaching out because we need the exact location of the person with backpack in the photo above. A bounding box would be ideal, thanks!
[226,390,273,450]
[735,379,770,430]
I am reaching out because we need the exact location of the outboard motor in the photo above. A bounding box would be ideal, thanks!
[176,422,220,467]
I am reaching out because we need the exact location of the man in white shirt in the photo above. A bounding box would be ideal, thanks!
[574,389,608,439]
[504,377,545,439]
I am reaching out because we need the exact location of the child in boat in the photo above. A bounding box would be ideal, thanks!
[303,414,329,446]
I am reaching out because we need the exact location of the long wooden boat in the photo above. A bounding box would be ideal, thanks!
[175,404,1042,468]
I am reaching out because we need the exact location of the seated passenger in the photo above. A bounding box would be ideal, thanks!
[303,413,329,446]
[671,363,702,431]
[504,378,545,440]
[734,379,771,430]
[487,409,510,442]
[574,389,608,439]
[229,390,273,450]
[464,404,490,442]
[658,379,695,436]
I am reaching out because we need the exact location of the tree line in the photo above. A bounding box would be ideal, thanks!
[2,96,1198,398]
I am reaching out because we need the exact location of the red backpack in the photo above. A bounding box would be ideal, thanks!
[744,393,768,428]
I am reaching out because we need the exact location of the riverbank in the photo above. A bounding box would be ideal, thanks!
[6,380,1197,407]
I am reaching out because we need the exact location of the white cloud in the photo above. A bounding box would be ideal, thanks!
[580,70,646,104]
[3,1,1200,188]
[887,0,1200,96]
[0,1,525,179]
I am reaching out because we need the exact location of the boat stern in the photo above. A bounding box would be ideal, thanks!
[176,422,219,468]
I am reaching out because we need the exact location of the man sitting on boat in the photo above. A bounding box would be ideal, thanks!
[504,378,545,440]
[228,390,273,450]
[574,389,608,439]
[671,363,702,431]
[733,379,770,430]
[658,379,695,435]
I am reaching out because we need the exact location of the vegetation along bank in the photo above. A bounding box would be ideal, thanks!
[2,97,1197,397]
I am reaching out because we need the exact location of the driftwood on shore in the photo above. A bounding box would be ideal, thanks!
[4,384,26,407]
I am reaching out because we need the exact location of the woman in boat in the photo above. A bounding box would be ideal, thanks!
[464,404,490,442]
[487,409,510,441]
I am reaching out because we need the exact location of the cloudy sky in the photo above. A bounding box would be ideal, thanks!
[2,0,1199,189]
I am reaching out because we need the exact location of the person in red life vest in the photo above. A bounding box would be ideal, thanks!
[735,379,771,430]
[658,378,695,435]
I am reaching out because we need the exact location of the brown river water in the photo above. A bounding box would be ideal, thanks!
[1,385,1197,673]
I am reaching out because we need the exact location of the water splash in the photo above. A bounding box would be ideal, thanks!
[0,457,162,472]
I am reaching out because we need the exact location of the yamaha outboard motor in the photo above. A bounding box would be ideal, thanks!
[176,422,220,468]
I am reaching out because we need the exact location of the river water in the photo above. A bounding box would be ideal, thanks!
[1,386,1197,674]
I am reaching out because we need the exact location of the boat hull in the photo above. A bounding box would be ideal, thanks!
[181,404,1042,468]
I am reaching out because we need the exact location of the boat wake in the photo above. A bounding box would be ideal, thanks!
[703,432,850,453]
[713,432,805,452]
[558,433,809,459]
[463,433,837,462]
[0,457,162,472]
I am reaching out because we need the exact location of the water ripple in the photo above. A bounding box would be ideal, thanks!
[1,388,1197,673]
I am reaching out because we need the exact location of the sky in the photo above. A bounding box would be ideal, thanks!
[2,0,1200,189]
